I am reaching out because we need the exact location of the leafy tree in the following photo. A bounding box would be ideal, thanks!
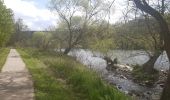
[114,20,156,50]
[32,31,52,50]
[8,18,29,46]
[114,17,163,74]
[87,20,116,56]
[0,0,14,47]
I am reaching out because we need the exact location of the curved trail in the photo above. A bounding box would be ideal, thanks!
[0,49,34,100]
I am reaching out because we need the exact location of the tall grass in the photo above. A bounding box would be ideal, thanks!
[19,49,79,100]
[43,56,129,100]
[0,48,10,71]
[19,48,130,100]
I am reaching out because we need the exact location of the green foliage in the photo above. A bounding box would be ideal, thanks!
[19,48,129,100]
[0,0,14,47]
[114,19,160,50]
[87,23,116,54]
[8,18,29,46]
[0,48,10,71]
[32,32,52,49]
[49,0,110,54]
[91,38,114,54]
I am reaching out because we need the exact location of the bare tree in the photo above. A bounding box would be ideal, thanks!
[120,0,168,73]
[49,0,106,54]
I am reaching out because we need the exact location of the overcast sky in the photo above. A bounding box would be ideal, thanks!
[4,0,126,31]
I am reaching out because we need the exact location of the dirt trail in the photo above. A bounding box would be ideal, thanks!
[0,49,34,100]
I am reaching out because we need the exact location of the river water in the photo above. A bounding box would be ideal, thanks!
[68,49,170,100]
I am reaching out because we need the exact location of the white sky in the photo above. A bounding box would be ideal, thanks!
[4,0,127,30]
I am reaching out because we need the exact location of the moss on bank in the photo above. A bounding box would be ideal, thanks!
[18,48,129,100]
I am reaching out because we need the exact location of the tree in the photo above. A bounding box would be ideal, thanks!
[141,0,170,74]
[141,15,162,73]
[86,2,117,64]
[32,31,52,50]
[87,20,116,56]
[49,0,107,54]
[114,19,158,50]
[0,0,14,47]
[118,0,169,74]
[132,0,170,99]
[8,18,29,46]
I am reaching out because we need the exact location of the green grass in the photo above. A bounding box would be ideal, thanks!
[18,48,129,100]
[0,48,10,71]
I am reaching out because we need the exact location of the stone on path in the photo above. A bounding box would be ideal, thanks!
[0,49,34,100]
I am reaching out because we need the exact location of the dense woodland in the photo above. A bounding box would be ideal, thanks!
[1,0,170,100]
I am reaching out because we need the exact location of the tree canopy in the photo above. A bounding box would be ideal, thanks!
[0,0,14,47]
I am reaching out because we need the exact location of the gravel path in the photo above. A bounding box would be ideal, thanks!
[0,49,34,100]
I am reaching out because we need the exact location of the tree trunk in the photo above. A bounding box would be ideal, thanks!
[133,0,170,99]
[160,48,170,100]
[161,68,170,100]
[143,51,161,73]
[63,47,72,55]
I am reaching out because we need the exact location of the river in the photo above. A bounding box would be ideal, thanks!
[68,49,169,100]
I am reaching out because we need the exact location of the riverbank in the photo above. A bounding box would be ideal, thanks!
[68,49,166,100]
[18,48,129,100]
[0,48,10,71]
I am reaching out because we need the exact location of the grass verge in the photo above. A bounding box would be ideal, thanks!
[0,48,10,71]
[18,48,129,100]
